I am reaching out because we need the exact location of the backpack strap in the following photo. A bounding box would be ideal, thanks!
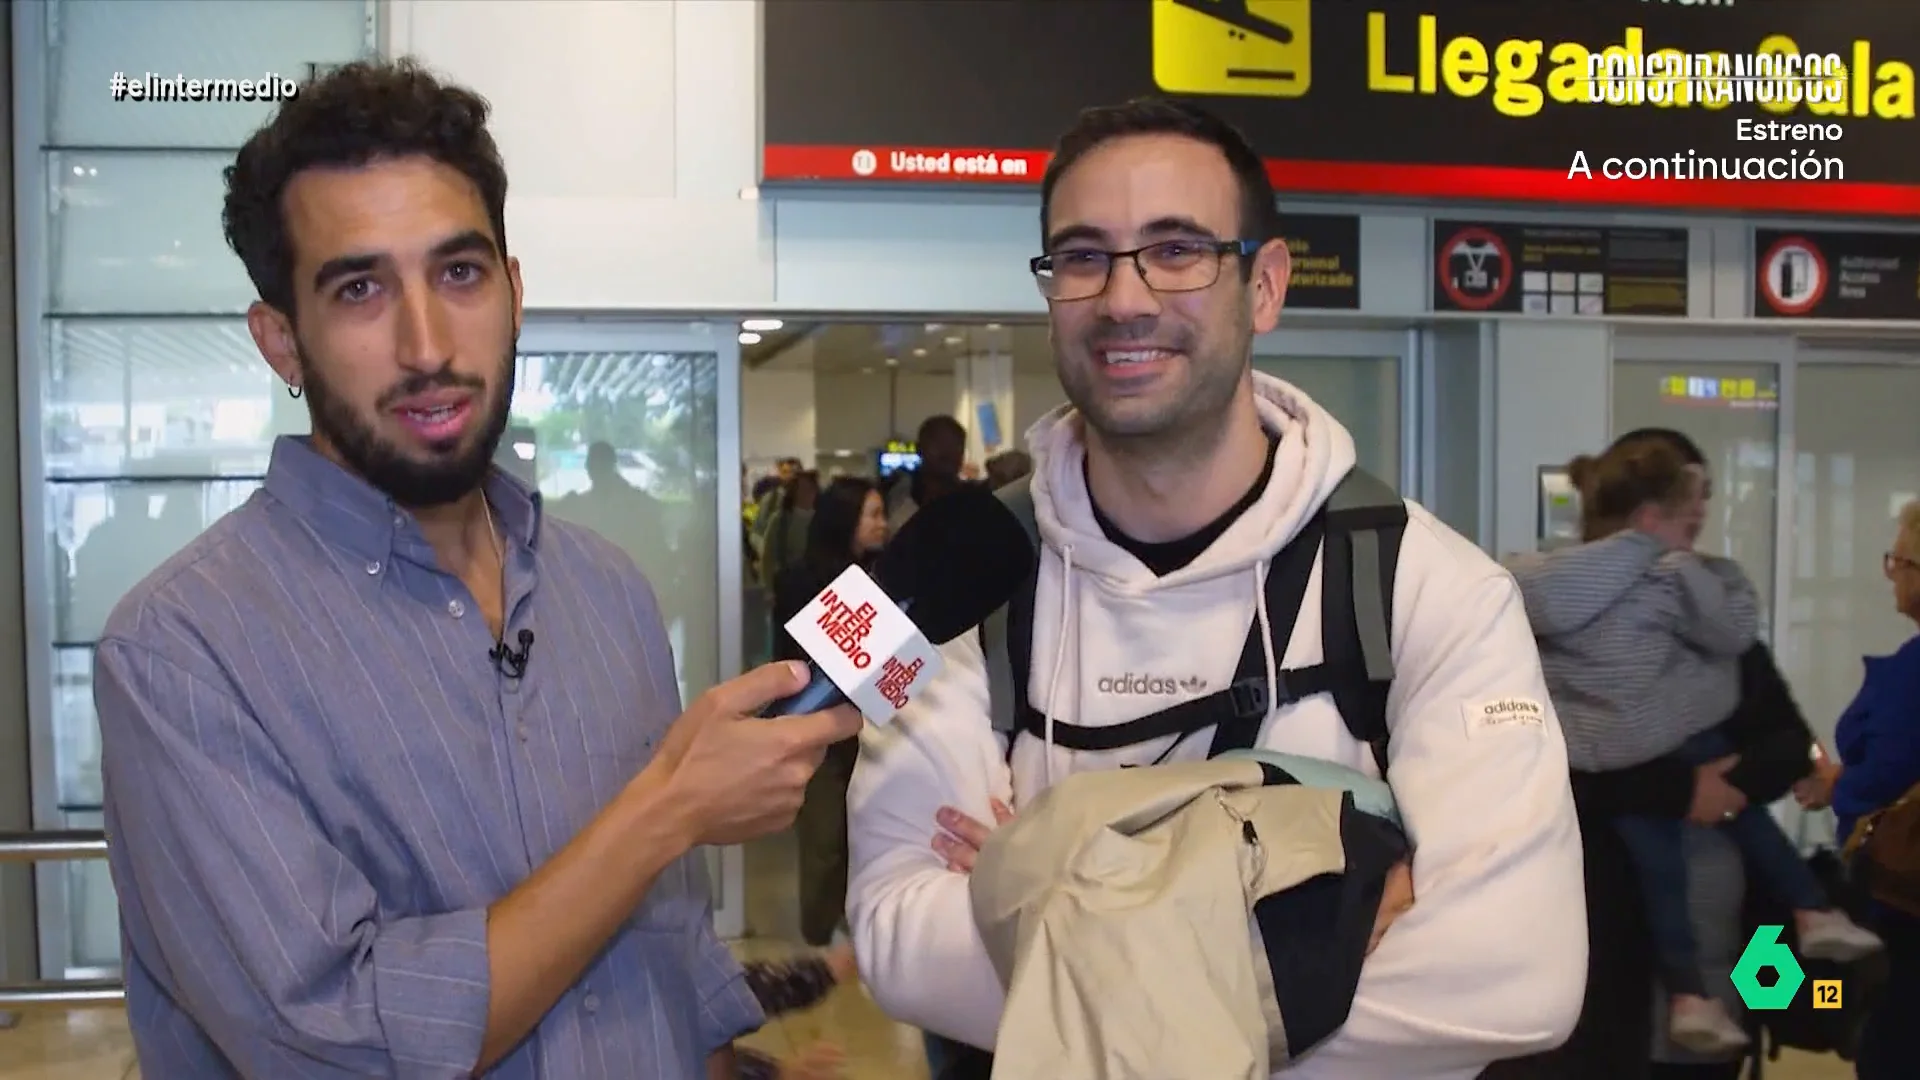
[1317,468,1408,778]
[982,477,1039,751]
[992,468,1406,776]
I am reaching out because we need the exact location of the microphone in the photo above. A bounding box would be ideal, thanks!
[764,485,1036,724]
[490,628,535,679]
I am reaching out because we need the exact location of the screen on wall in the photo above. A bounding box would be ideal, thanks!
[762,0,1920,216]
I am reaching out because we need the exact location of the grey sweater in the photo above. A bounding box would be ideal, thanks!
[1505,530,1760,772]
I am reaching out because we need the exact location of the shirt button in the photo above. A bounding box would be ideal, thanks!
[393,514,405,528]
[583,993,600,1014]
[447,599,465,618]
[517,724,530,742]
[365,560,381,575]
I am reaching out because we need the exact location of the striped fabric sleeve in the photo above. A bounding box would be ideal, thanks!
[93,638,493,1077]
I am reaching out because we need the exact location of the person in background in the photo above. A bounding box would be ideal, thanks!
[1508,440,1879,1057]
[90,60,862,1080]
[886,415,970,532]
[752,456,803,553]
[734,946,861,1080]
[774,477,890,948]
[1797,497,1920,1079]
[1537,427,1809,1080]
[983,449,1033,491]
[757,470,820,591]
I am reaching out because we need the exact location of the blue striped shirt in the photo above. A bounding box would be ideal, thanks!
[94,435,761,1079]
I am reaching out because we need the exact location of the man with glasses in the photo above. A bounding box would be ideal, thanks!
[845,98,1586,1079]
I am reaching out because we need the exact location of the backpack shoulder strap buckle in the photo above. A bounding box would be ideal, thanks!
[1227,677,1270,721]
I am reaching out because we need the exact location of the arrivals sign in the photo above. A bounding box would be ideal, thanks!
[1432,221,1690,317]
[1752,228,1920,320]
[762,0,1920,216]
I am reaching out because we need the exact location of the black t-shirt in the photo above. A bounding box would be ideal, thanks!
[1088,436,1280,576]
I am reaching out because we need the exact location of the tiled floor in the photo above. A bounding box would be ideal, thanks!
[0,830,1862,1079]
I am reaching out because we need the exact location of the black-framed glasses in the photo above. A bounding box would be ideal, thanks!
[1886,551,1919,574]
[1030,238,1260,301]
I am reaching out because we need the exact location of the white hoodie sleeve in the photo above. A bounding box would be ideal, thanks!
[845,628,1014,1051]
[1291,526,1588,1079]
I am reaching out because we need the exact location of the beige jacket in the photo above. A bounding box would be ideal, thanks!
[969,756,1403,1080]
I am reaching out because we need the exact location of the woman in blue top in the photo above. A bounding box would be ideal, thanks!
[1803,498,1920,1079]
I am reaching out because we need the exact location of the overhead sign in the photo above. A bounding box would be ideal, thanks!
[1753,229,1920,320]
[762,1,1920,216]
[1280,213,1361,310]
[1432,221,1690,317]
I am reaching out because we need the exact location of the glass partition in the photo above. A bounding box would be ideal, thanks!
[1611,359,1783,632]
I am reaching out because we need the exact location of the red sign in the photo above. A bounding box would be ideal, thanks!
[762,144,1920,216]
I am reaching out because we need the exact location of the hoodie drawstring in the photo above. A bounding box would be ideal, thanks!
[1040,544,1076,788]
[1253,559,1279,740]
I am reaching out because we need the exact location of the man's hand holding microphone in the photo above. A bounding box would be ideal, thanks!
[643,660,864,848]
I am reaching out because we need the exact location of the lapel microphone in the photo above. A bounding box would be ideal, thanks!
[489,628,536,679]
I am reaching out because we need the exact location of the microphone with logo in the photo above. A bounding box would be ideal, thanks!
[763,485,1036,723]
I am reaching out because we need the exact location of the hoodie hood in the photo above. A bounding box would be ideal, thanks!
[1507,530,1666,637]
[1024,371,1359,589]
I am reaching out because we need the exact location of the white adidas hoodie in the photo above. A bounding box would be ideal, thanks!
[846,374,1587,1079]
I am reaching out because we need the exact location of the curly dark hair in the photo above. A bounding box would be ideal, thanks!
[222,58,509,319]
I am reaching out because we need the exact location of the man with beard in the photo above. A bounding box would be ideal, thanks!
[90,61,859,1080]
[845,99,1586,1079]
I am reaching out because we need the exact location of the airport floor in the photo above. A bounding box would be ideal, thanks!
[0,829,1861,1080]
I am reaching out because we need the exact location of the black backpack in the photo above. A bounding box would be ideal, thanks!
[979,467,1409,776]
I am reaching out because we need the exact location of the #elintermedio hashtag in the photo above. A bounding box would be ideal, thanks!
[110,72,299,103]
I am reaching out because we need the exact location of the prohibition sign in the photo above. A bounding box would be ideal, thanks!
[1439,227,1512,311]
[1759,235,1828,316]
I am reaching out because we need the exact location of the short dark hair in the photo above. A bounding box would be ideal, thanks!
[1040,97,1281,248]
[917,414,966,446]
[222,58,509,319]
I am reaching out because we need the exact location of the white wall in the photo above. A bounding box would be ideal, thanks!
[740,369,814,463]
[1488,323,1613,558]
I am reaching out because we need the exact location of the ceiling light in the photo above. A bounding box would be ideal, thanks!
[925,323,944,332]
[861,367,875,374]
[884,356,899,366]
[986,323,1002,330]
[741,318,783,332]
[944,335,963,345]
[738,331,762,345]
[913,347,927,357]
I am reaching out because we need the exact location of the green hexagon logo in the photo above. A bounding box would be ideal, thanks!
[1731,925,1805,1011]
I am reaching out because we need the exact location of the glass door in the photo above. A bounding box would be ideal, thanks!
[1250,326,1415,490]
[1776,346,1920,851]
[514,320,747,936]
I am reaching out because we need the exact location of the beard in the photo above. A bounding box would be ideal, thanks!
[298,337,517,509]
[1058,317,1247,446]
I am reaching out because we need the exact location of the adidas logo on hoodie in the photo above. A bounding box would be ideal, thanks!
[1097,674,1207,695]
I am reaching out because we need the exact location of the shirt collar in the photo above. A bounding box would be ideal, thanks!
[263,435,543,569]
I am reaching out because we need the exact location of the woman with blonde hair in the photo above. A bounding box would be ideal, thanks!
[1796,497,1920,1078]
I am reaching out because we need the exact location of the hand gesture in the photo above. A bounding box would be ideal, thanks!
[932,799,1014,873]
[1687,754,1749,825]
[652,661,863,847]
[1369,860,1416,956]
[1794,759,1841,810]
